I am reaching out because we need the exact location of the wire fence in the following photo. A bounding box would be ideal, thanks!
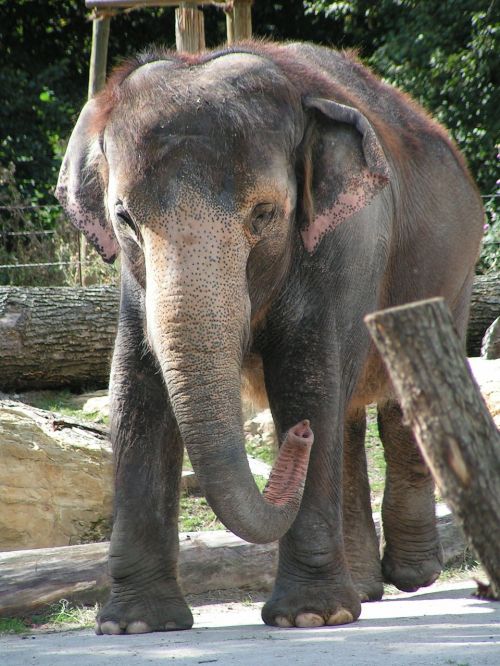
[1,194,499,282]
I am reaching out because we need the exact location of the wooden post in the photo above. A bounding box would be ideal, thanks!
[88,13,111,98]
[226,0,252,44]
[175,2,205,53]
[365,298,500,599]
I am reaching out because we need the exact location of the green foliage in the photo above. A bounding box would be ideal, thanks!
[305,0,499,272]
[1,1,497,282]
[365,407,386,511]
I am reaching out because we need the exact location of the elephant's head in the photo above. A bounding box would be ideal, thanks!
[56,48,389,544]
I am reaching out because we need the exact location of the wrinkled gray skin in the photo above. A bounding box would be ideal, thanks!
[56,43,483,634]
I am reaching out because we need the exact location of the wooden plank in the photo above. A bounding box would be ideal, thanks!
[0,532,276,617]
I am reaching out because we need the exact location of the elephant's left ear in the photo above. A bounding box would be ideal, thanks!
[300,97,390,253]
[55,99,119,264]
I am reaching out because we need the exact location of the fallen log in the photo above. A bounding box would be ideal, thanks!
[0,508,466,618]
[366,298,500,599]
[0,275,497,390]
[0,286,119,391]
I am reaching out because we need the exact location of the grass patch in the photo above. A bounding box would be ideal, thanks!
[19,389,107,424]
[245,434,276,466]
[0,618,28,634]
[35,599,97,629]
[179,495,223,532]
[365,407,385,512]
[179,475,271,532]
[0,601,97,635]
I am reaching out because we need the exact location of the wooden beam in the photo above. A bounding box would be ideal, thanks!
[86,1,225,8]
[175,2,205,53]
[226,0,252,44]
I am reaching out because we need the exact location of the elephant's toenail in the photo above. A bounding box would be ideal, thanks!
[165,621,178,630]
[326,609,354,625]
[295,613,324,628]
[99,621,122,635]
[126,621,150,634]
[275,615,293,628]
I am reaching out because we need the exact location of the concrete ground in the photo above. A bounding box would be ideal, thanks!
[1,581,499,665]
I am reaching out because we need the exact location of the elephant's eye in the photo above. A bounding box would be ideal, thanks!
[250,203,276,236]
[115,203,139,239]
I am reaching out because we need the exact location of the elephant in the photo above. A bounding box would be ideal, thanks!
[56,41,484,634]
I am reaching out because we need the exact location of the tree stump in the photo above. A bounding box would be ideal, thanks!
[365,298,500,599]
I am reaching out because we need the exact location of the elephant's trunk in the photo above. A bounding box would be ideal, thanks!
[152,330,313,544]
[143,228,313,544]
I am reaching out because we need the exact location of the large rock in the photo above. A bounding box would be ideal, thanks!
[468,358,500,427]
[0,400,112,552]
[481,316,500,359]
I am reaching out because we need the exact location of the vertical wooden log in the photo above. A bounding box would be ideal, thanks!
[226,0,252,44]
[365,298,500,599]
[88,13,111,99]
[175,3,205,53]
[86,13,111,287]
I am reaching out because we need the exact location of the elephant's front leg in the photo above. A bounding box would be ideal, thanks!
[96,286,193,635]
[260,336,361,628]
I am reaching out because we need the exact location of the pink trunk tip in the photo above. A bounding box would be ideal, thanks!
[263,419,314,507]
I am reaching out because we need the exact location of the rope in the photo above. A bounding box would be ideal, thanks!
[0,262,76,269]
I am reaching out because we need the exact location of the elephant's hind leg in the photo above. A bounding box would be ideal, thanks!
[343,406,383,601]
[378,400,442,592]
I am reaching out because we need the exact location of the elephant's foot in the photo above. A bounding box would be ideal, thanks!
[262,579,361,628]
[381,545,443,593]
[344,523,384,602]
[96,579,193,635]
[351,572,384,602]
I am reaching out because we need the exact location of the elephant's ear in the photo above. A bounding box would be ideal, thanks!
[300,97,390,254]
[55,99,119,264]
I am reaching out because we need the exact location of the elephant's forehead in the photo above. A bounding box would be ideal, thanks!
[127,52,272,85]
[110,53,298,144]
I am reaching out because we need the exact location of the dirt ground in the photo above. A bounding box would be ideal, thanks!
[2,581,499,666]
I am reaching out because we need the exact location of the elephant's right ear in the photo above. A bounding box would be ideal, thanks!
[55,99,119,264]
